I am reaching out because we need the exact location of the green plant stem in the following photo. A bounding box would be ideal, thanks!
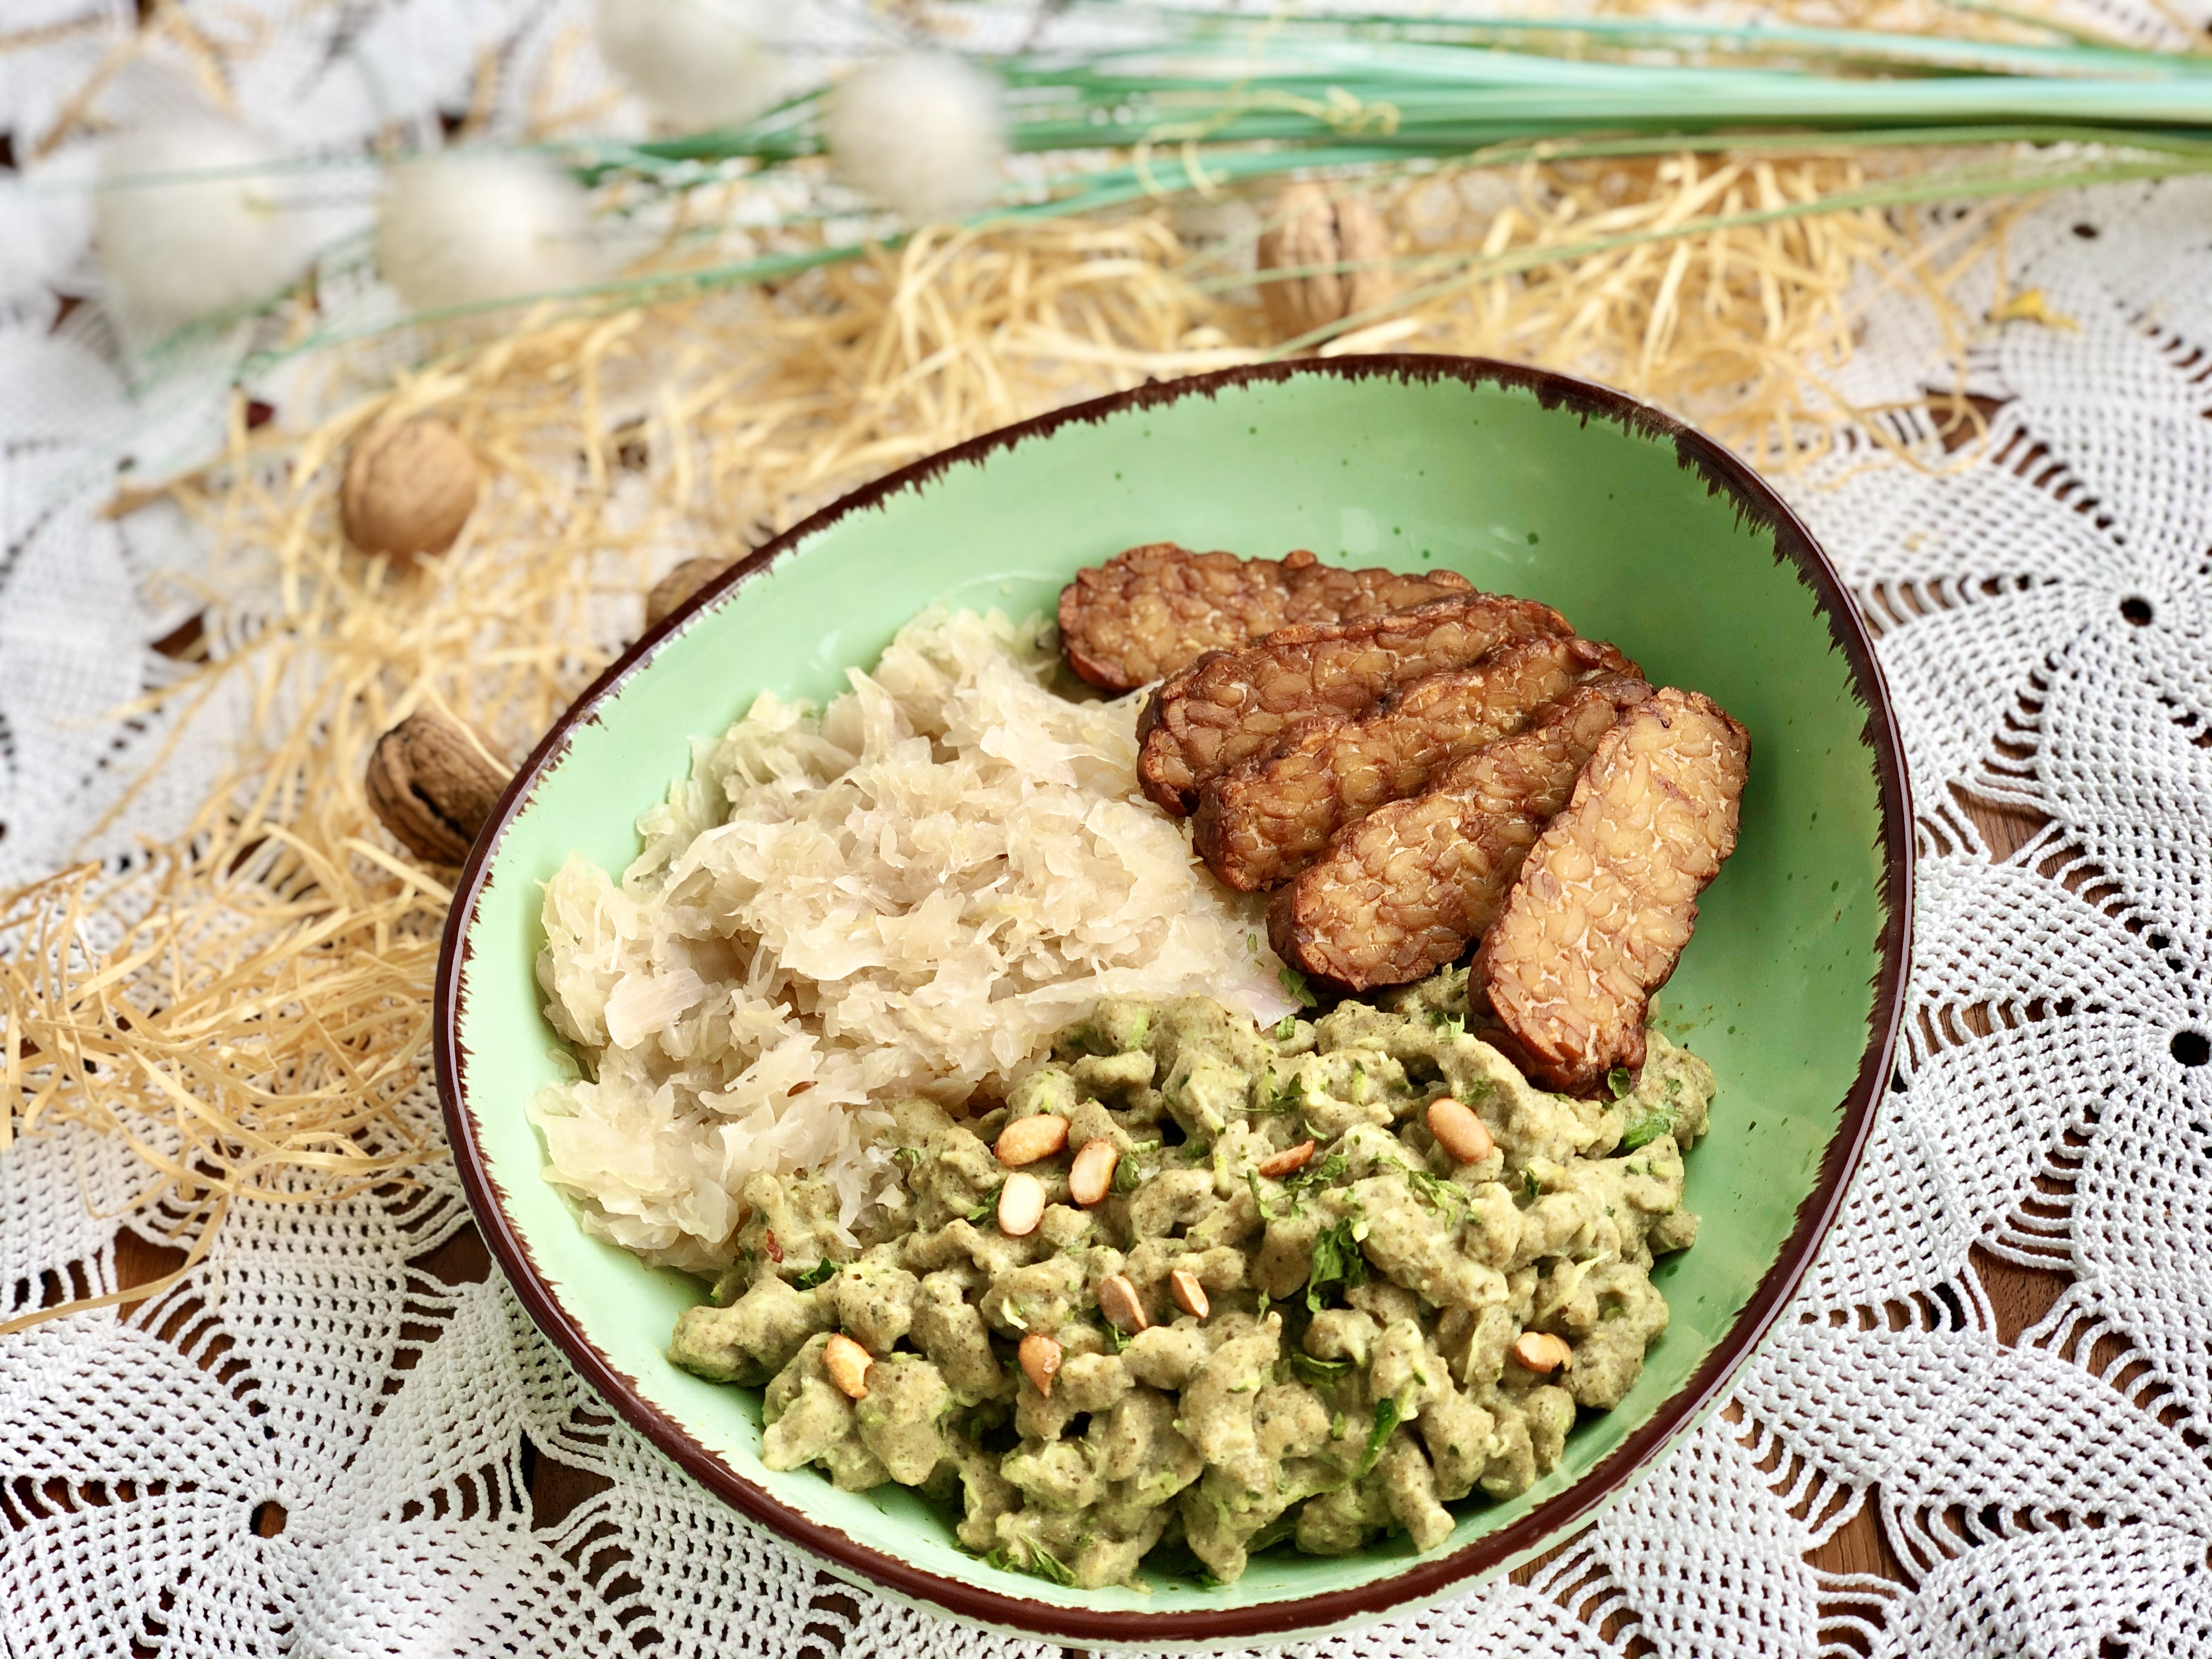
[1086,4,2212,79]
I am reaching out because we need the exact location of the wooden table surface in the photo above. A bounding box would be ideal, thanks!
[74,503,2053,1648]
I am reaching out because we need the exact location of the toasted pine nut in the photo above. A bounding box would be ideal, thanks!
[1426,1097,1494,1165]
[1512,1331,1573,1375]
[996,1172,1047,1237]
[1096,1272,1149,1334]
[824,1333,873,1399]
[1169,1268,1209,1321]
[1069,1139,1120,1207]
[1256,1139,1316,1179]
[1018,1333,1064,1398]
[995,1114,1069,1167]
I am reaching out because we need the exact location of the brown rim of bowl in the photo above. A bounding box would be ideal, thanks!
[434,353,1912,1645]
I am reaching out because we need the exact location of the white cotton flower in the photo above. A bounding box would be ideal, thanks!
[375,150,598,315]
[595,0,782,131]
[94,119,307,325]
[825,52,1004,225]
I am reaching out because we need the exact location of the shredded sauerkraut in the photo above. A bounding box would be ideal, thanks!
[531,607,1298,1272]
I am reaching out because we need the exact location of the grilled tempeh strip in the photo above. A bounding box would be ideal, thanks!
[1058,543,1474,692]
[1268,678,1654,992]
[1195,636,1639,891]
[1477,687,1750,1095]
[1136,591,1571,816]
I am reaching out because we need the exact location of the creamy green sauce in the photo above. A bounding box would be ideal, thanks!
[669,966,1711,1590]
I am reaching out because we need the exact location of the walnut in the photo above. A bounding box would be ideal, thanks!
[645,556,734,629]
[1255,183,1395,342]
[341,416,479,560]
[364,710,511,865]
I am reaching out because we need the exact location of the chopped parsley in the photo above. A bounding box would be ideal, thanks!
[1278,966,1319,1009]
[1621,1111,1673,1152]
[967,1181,1005,1223]
[1401,1164,1464,1214]
[1111,1139,1158,1195]
[1288,1351,1354,1387]
[1607,1066,1634,1100]
[1522,1168,1542,1202]
[1307,1216,1369,1311]
[1026,1545,1075,1586]
[1359,1397,1403,1475]
[984,1543,1076,1587]
[790,1260,838,1290]
[1246,1167,1277,1222]
[1288,1151,1349,1194]
[1274,1014,1299,1041]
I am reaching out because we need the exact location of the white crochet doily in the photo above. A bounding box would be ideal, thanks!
[7,3,2212,1654]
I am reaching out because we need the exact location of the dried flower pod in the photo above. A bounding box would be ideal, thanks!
[341,417,480,560]
[1255,183,1394,343]
[645,557,733,628]
[365,710,511,865]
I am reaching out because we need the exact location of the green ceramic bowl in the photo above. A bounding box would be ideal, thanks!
[436,357,1909,1647]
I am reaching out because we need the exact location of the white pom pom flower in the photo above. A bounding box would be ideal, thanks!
[825,53,1004,226]
[376,150,599,315]
[595,0,782,131]
[94,119,308,325]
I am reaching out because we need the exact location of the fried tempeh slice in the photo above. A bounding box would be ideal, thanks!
[1058,543,1474,691]
[1268,678,1654,992]
[1136,591,1572,816]
[1194,636,1639,891]
[1477,687,1750,1095]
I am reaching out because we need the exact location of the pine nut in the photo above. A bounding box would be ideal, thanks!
[996,1171,1047,1237]
[995,1114,1069,1167]
[824,1333,873,1399]
[1018,1333,1063,1398]
[1096,1272,1149,1334]
[1426,1097,1494,1165]
[1069,1139,1120,1207]
[1256,1139,1316,1178]
[1169,1268,1209,1321]
[1513,1331,1573,1375]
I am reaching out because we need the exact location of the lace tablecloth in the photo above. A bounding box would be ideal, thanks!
[7,3,2212,1653]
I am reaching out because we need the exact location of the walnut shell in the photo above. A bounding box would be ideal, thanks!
[1255,183,1395,343]
[341,416,479,560]
[645,556,735,629]
[365,710,511,865]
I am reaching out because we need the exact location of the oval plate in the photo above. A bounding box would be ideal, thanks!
[436,356,1909,1647]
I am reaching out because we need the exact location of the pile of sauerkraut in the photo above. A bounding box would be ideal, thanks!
[531,608,1297,1272]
